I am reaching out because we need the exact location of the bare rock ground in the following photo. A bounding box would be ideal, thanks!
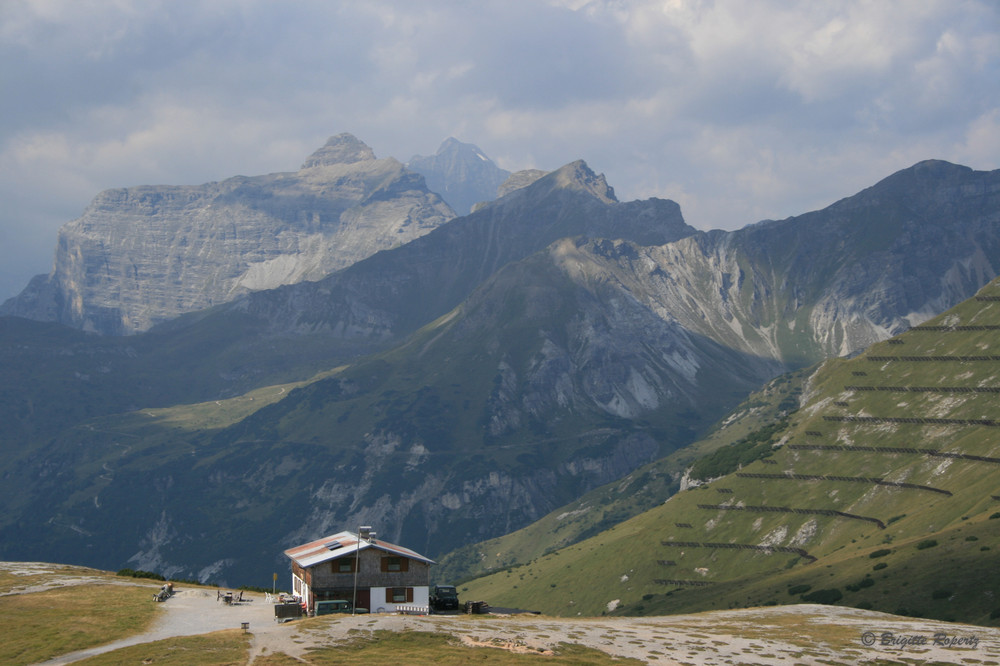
[248,606,1000,665]
[5,563,999,665]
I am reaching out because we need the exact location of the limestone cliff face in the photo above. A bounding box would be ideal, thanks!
[552,161,1000,371]
[2,134,455,334]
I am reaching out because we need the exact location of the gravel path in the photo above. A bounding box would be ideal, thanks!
[37,587,277,665]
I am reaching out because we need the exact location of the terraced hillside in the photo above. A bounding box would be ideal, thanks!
[462,278,1000,625]
[433,368,810,585]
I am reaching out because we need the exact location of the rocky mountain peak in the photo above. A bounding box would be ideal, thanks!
[406,138,511,214]
[874,159,976,193]
[543,160,617,204]
[496,169,549,199]
[437,137,470,154]
[300,133,377,168]
[829,159,982,214]
[907,158,971,174]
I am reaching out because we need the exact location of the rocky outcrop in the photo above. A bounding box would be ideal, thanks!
[407,137,511,214]
[496,169,549,198]
[2,134,455,335]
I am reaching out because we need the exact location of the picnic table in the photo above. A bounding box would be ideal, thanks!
[217,590,251,605]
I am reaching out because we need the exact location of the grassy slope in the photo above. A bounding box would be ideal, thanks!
[0,313,354,448]
[75,631,251,666]
[0,565,159,665]
[17,307,798,582]
[9,366,346,505]
[0,564,253,666]
[271,630,641,665]
[461,278,1000,626]
[47,254,745,571]
[434,368,810,585]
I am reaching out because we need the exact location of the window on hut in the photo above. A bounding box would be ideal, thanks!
[381,556,408,572]
[386,587,413,603]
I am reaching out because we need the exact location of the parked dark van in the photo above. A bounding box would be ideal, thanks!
[430,585,459,611]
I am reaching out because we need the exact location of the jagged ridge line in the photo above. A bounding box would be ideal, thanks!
[735,472,952,496]
[697,503,886,529]
[788,443,1000,465]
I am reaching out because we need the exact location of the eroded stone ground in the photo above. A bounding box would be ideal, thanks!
[4,563,999,665]
[252,607,1000,665]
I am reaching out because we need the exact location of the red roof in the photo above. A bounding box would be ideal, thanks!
[284,530,435,568]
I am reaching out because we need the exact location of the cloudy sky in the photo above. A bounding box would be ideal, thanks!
[1,0,998,301]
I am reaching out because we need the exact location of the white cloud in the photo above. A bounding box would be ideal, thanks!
[0,0,998,300]
[958,109,1000,165]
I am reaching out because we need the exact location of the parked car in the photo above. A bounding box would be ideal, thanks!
[315,599,368,615]
[430,584,460,611]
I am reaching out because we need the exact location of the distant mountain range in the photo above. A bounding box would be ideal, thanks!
[0,135,998,590]
[1,135,520,336]
[2,134,457,335]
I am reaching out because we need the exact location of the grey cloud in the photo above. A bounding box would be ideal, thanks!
[0,0,998,301]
